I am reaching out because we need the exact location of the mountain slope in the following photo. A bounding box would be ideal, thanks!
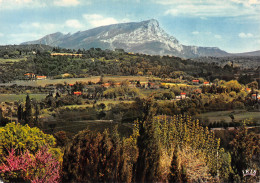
[232,50,260,57]
[21,19,230,58]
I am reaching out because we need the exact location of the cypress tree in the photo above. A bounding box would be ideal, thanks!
[25,94,33,127]
[134,96,162,182]
[17,104,23,123]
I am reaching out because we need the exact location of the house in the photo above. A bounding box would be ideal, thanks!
[73,91,82,95]
[176,95,182,100]
[180,92,186,99]
[192,80,200,85]
[251,93,260,100]
[245,88,251,93]
[102,83,111,88]
[114,83,121,87]
[24,73,35,79]
[203,81,210,85]
[36,76,47,80]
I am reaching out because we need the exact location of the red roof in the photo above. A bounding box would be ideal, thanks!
[204,82,209,84]
[192,80,199,82]
[181,92,186,95]
[73,91,82,95]
[24,73,34,76]
[102,83,110,87]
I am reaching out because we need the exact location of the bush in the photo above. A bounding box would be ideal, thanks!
[0,123,62,182]
[0,122,57,157]
[0,147,61,182]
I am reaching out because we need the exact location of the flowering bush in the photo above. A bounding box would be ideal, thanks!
[0,147,61,183]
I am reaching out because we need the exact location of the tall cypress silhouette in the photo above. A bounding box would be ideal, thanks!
[25,94,33,127]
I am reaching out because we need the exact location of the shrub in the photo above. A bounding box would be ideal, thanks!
[0,122,57,157]
[0,147,61,182]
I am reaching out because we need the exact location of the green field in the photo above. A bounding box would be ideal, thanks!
[195,110,260,124]
[0,76,154,87]
[0,57,27,63]
[61,100,134,110]
[0,94,47,102]
[42,120,133,137]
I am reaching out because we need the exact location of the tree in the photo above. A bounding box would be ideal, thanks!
[248,81,258,90]
[17,104,23,123]
[25,94,33,127]
[62,127,133,182]
[224,80,242,93]
[134,97,162,182]
[230,122,260,180]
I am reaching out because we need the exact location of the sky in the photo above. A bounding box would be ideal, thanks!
[0,0,260,53]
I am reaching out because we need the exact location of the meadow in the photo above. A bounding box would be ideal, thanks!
[195,110,260,124]
[0,93,47,102]
[0,76,152,87]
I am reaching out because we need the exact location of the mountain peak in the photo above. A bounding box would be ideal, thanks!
[21,19,229,58]
[141,19,159,27]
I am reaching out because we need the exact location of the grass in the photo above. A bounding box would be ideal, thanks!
[1,76,154,87]
[0,58,27,63]
[60,100,134,110]
[195,110,260,124]
[0,94,47,102]
[42,119,133,137]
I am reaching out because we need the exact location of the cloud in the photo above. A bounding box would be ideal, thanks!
[7,33,44,44]
[83,14,119,27]
[156,0,260,18]
[231,0,260,6]
[53,0,80,7]
[214,35,222,39]
[0,0,46,9]
[19,22,58,33]
[65,19,83,29]
[239,32,254,38]
[192,31,199,35]
[0,0,87,9]
[0,33,4,37]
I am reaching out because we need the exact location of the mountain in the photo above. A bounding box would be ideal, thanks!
[232,50,260,57]
[21,19,230,58]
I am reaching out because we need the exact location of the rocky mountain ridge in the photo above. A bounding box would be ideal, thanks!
[21,19,230,58]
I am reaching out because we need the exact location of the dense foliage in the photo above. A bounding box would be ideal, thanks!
[0,123,62,182]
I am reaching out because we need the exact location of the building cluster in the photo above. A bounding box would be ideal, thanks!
[24,73,47,80]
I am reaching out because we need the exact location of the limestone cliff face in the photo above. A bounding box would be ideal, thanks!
[21,19,229,58]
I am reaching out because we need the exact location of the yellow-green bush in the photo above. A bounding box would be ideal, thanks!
[0,122,57,159]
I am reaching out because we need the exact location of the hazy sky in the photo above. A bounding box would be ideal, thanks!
[0,0,259,53]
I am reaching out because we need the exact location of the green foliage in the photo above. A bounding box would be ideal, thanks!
[224,80,242,93]
[0,122,56,158]
[62,127,134,182]
[134,98,162,182]
[230,122,260,179]
[147,115,232,181]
